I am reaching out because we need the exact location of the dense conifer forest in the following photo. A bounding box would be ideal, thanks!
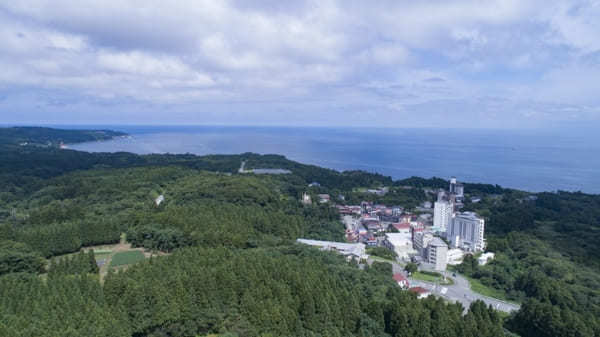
[1,127,599,336]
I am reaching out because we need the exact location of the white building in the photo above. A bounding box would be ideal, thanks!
[155,195,165,206]
[447,212,485,252]
[437,190,447,202]
[383,233,415,260]
[318,194,330,203]
[297,239,366,260]
[433,201,453,232]
[427,237,448,271]
[478,252,495,265]
[449,177,465,202]
[446,248,465,265]
[413,232,433,256]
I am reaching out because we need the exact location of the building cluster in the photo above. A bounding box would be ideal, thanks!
[433,178,486,253]
[337,202,426,259]
[299,177,492,274]
[409,177,488,271]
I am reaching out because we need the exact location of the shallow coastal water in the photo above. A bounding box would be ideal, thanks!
[67,125,600,193]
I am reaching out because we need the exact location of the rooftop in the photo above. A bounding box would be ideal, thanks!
[393,273,408,282]
[454,212,483,221]
[296,239,366,258]
[392,223,411,230]
[409,286,430,294]
[251,168,291,174]
[429,237,448,247]
[385,233,412,245]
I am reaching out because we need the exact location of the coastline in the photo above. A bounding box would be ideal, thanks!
[67,126,600,194]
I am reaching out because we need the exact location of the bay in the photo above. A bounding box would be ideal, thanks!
[67,125,600,194]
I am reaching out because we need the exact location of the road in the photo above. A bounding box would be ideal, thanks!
[409,273,520,313]
[238,161,247,173]
[369,258,520,313]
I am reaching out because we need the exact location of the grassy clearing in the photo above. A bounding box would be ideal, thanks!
[412,271,454,285]
[367,247,397,261]
[465,275,517,303]
[92,249,112,254]
[46,248,111,267]
[110,251,146,267]
[94,253,111,261]
[369,256,397,264]
[352,187,368,192]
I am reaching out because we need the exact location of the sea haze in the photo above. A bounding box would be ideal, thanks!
[66,125,600,194]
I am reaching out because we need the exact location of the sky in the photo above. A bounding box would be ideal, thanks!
[1,0,600,128]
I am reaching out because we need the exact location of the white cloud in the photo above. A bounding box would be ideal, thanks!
[97,51,191,77]
[541,0,600,53]
[0,0,599,126]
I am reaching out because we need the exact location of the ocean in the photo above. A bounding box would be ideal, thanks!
[66,125,600,194]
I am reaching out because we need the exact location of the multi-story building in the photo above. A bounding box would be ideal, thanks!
[447,212,485,252]
[413,232,433,256]
[427,237,448,271]
[433,200,453,232]
[384,233,415,260]
[449,177,464,202]
[437,190,447,202]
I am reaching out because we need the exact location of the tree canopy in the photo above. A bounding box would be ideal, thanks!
[1,127,599,336]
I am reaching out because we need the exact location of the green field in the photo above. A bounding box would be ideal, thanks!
[352,187,368,192]
[110,251,146,267]
[369,256,395,264]
[92,249,113,254]
[465,275,518,303]
[412,271,454,285]
[94,253,111,261]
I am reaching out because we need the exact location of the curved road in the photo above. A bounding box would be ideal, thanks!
[409,272,520,313]
[369,258,520,313]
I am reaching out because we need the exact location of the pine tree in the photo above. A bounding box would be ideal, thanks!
[88,250,99,273]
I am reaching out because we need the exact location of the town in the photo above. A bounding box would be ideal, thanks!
[298,177,517,312]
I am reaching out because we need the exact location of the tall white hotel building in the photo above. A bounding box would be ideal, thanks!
[433,200,453,232]
[447,212,485,252]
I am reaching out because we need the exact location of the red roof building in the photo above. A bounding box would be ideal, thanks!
[393,273,409,289]
[409,286,431,299]
[392,223,411,231]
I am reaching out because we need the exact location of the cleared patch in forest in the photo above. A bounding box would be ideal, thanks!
[92,249,113,254]
[110,251,146,267]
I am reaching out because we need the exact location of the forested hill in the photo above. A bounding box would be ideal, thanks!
[0,126,126,147]
[1,127,599,336]
[0,128,510,337]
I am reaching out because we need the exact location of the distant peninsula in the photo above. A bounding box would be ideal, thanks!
[0,126,127,148]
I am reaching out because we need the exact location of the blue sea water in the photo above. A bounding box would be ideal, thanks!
[66,125,600,194]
